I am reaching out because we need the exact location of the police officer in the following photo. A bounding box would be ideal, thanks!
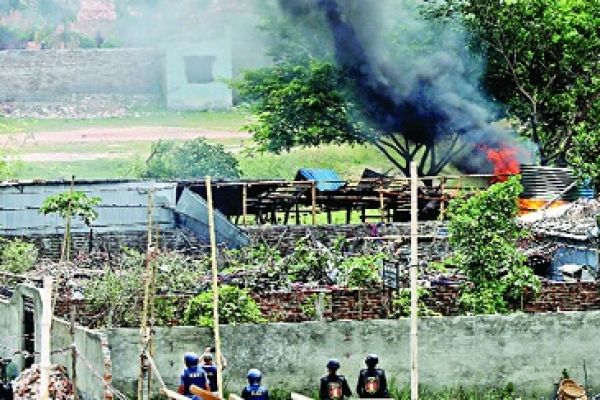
[202,352,220,396]
[178,352,210,399]
[241,368,269,400]
[320,359,352,400]
[356,354,389,398]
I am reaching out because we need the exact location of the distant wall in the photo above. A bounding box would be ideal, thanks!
[0,49,163,101]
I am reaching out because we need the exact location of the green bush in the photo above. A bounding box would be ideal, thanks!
[0,238,38,274]
[183,285,265,327]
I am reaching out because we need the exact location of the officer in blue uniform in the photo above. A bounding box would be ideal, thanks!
[241,368,269,400]
[202,352,220,396]
[178,352,210,399]
[319,359,352,400]
[356,354,389,398]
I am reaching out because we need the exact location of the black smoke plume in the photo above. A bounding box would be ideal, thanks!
[278,0,533,173]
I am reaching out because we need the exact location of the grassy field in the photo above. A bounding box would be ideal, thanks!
[1,110,398,181]
[0,110,252,133]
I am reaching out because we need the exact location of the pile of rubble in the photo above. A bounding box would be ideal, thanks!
[12,364,74,399]
[0,94,161,119]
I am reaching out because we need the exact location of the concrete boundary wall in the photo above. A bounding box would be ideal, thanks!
[3,285,600,398]
[0,284,110,400]
[106,313,600,398]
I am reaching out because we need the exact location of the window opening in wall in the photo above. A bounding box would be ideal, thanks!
[184,55,216,84]
[22,295,35,369]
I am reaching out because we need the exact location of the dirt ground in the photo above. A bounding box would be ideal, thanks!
[5,126,251,162]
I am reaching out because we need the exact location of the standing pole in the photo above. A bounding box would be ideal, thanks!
[40,277,52,400]
[410,162,419,400]
[70,301,77,399]
[311,181,317,226]
[242,183,248,226]
[138,189,154,400]
[206,176,223,399]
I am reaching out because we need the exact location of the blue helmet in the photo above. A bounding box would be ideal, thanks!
[184,352,199,367]
[247,368,262,384]
[327,359,340,370]
[365,354,379,367]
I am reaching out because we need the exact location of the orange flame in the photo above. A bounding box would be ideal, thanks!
[518,198,568,215]
[483,145,520,182]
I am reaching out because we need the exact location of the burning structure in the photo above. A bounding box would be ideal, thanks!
[274,0,535,178]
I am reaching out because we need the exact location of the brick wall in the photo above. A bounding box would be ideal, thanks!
[251,281,600,322]
[5,227,206,260]
[0,49,163,101]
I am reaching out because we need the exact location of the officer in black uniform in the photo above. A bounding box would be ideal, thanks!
[356,354,389,398]
[319,359,352,400]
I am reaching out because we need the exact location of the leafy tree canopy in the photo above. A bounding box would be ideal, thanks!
[38,190,101,226]
[140,137,242,179]
[0,0,84,48]
[426,0,600,188]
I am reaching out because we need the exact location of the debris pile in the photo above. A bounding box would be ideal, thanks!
[13,364,74,399]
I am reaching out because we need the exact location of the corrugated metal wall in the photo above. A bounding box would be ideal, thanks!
[0,180,176,235]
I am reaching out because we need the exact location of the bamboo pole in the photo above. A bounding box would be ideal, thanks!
[40,277,52,400]
[148,223,160,396]
[70,300,77,399]
[138,189,154,400]
[206,176,223,399]
[410,162,419,400]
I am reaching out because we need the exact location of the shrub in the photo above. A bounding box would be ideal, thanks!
[183,285,265,327]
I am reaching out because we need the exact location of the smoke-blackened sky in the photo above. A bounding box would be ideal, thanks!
[278,0,534,173]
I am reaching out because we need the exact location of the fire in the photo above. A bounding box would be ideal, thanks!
[518,198,568,215]
[482,145,520,182]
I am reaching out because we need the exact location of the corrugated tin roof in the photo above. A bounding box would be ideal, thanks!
[175,188,249,249]
[295,168,346,192]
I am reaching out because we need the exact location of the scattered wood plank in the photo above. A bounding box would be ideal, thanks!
[190,385,222,400]
[160,388,190,400]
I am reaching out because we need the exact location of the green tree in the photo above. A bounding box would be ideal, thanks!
[426,0,600,185]
[0,0,83,48]
[183,285,265,327]
[39,190,101,226]
[445,177,540,314]
[140,137,242,179]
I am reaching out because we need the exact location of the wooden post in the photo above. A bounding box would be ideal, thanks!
[70,301,77,399]
[410,162,419,400]
[242,183,248,226]
[439,177,446,218]
[311,181,317,226]
[379,180,385,222]
[206,176,223,399]
[40,277,52,400]
[139,189,154,400]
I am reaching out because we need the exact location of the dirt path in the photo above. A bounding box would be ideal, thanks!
[4,126,252,162]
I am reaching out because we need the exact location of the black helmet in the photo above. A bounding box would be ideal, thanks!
[365,354,379,367]
[247,368,262,384]
[327,359,340,370]
[184,352,199,367]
